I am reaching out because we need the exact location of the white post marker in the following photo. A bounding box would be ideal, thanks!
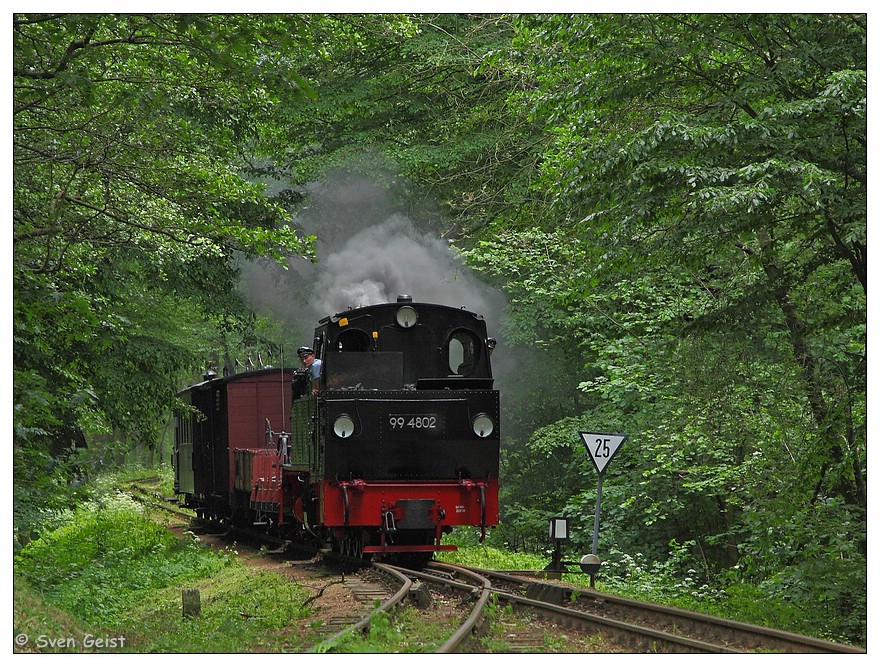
[579,432,628,555]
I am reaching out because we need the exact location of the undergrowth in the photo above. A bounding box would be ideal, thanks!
[15,492,231,626]
[13,480,314,653]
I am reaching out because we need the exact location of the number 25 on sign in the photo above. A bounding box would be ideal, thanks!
[579,432,627,475]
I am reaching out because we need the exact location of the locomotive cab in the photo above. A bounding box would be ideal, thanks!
[319,297,493,392]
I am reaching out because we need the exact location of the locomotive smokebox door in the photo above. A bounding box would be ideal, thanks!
[395,499,437,529]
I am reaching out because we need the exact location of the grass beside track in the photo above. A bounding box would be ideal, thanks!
[13,475,318,653]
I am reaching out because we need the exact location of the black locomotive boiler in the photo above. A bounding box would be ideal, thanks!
[173,296,500,562]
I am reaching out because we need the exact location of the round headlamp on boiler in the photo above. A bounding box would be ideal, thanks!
[333,414,356,439]
[472,413,495,438]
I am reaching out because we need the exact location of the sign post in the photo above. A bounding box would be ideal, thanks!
[579,432,627,556]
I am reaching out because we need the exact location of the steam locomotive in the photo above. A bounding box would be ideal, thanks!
[173,296,500,564]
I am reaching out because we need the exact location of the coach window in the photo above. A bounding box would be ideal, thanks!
[448,330,479,376]
[336,328,371,352]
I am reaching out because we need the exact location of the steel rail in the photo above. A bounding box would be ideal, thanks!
[387,562,493,653]
[416,563,733,652]
[495,585,743,653]
[430,562,493,653]
[315,562,413,651]
[473,567,865,654]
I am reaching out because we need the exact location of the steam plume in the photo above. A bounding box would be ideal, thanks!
[239,172,506,344]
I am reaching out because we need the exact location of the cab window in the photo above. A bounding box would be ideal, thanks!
[448,330,479,376]
[336,328,371,352]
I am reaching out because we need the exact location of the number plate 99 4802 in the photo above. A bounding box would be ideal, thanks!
[389,414,440,430]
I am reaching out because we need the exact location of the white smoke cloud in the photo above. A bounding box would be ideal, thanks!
[239,171,507,344]
[311,214,499,318]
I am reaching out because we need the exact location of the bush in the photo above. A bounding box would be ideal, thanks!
[14,492,233,625]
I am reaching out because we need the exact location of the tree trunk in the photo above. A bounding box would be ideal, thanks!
[757,240,862,509]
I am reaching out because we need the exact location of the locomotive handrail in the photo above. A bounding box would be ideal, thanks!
[458,479,488,534]
[415,377,495,390]
[340,484,349,525]
[333,478,367,526]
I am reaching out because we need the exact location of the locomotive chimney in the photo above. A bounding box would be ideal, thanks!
[397,294,413,303]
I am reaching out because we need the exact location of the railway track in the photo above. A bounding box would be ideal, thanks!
[314,560,491,653]
[313,562,413,650]
[353,562,864,653]
[468,566,865,654]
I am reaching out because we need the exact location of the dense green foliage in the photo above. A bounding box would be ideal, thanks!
[13,13,866,646]
[15,492,233,625]
[13,487,316,652]
[12,13,393,531]
[467,15,867,645]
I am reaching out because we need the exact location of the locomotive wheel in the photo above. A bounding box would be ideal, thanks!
[337,531,368,560]
[348,532,365,559]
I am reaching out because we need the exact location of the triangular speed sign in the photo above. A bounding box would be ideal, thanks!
[579,432,627,474]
